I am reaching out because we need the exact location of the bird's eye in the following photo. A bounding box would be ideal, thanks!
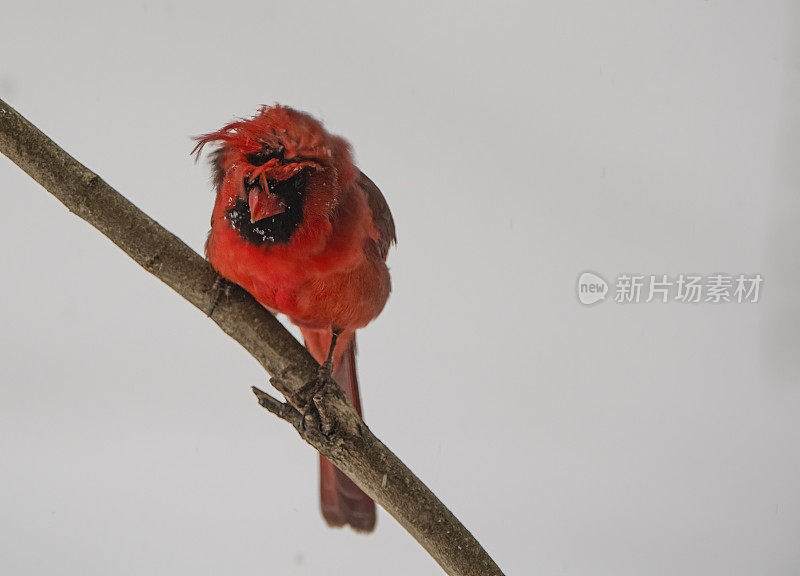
[246,147,284,166]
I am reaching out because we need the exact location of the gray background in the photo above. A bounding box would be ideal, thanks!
[1,2,799,574]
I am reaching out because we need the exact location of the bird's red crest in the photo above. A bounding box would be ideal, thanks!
[192,104,352,172]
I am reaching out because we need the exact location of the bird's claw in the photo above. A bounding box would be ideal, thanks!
[207,274,232,317]
[297,329,340,435]
[298,376,335,435]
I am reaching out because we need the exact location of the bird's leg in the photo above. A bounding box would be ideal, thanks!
[317,328,339,380]
[207,273,231,317]
[299,327,341,433]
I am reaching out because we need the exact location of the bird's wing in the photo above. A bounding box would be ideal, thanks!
[358,170,396,260]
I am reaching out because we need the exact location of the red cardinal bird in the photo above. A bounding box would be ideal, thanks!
[193,105,395,532]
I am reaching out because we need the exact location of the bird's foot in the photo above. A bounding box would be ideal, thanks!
[207,274,232,317]
[297,363,336,435]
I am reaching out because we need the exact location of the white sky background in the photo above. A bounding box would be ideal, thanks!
[1,2,799,574]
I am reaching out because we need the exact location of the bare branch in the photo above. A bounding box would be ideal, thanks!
[0,98,505,576]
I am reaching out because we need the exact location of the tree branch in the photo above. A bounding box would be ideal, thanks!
[0,98,505,576]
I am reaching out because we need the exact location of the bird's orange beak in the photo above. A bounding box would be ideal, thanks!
[248,188,286,222]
